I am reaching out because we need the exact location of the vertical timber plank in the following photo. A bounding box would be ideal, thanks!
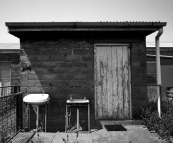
[122,46,130,119]
[101,46,107,118]
[129,47,132,119]
[107,46,113,118]
[117,46,124,118]
[94,46,102,119]
[112,46,118,118]
[94,46,98,119]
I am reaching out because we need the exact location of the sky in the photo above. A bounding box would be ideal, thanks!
[0,0,172,44]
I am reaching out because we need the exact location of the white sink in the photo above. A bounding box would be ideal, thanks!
[67,99,89,104]
[23,94,50,105]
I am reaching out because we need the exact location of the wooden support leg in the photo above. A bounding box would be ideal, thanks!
[36,105,39,132]
[77,107,79,132]
[28,104,30,131]
[45,103,47,132]
[65,104,68,132]
[25,104,31,131]
[88,103,90,132]
[49,101,50,130]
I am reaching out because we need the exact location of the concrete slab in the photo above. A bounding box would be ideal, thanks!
[30,132,56,143]
[91,125,167,143]
[92,129,129,143]
[26,125,167,143]
[125,125,166,143]
[76,133,93,143]
[52,132,92,143]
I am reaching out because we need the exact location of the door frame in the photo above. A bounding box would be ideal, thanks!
[94,43,132,120]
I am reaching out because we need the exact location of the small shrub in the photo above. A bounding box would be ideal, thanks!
[141,99,173,142]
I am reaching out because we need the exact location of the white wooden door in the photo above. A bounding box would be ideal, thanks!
[94,44,131,119]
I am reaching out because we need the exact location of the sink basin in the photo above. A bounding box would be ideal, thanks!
[23,94,50,105]
[67,99,89,104]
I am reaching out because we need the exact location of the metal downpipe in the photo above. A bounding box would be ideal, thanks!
[155,27,163,118]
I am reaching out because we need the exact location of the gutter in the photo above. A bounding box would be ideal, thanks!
[147,54,173,58]
[155,27,163,118]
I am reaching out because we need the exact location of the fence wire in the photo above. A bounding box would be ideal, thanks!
[0,86,23,142]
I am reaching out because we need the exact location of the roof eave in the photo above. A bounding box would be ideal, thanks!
[6,22,167,30]
[5,22,167,38]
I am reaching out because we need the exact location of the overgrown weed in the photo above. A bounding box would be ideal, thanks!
[141,99,173,142]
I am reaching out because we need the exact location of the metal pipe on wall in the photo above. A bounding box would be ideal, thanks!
[155,27,163,118]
